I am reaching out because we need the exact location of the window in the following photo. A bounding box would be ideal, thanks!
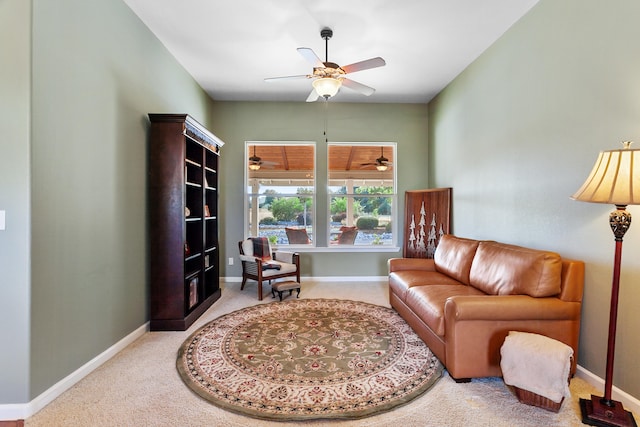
[245,142,315,246]
[245,141,396,249]
[328,143,396,247]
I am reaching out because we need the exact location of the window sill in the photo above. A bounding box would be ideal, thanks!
[274,246,401,253]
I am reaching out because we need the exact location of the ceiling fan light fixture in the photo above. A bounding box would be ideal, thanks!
[376,164,388,171]
[312,77,341,99]
[248,163,261,171]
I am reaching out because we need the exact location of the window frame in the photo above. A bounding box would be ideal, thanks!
[244,141,316,247]
[243,141,399,252]
[327,142,398,249]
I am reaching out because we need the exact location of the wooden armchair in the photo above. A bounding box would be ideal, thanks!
[238,239,300,300]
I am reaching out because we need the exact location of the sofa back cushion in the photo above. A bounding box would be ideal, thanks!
[469,241,562,297]
[434,235,480,285]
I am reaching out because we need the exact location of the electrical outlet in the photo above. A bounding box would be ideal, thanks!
[228,257,234,266]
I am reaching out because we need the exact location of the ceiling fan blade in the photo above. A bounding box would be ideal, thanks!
[341,57,386,74]
[306,89,319,103]
[297,47,324,68]
[264,74,310,82]
[341,78,375,96]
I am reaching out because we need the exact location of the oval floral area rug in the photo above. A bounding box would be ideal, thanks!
[176,299,443,421]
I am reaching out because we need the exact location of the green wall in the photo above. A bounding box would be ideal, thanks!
[0,0,32,404]
[211,101,429,278]
[0,0,216,404]
[429,0,640,399]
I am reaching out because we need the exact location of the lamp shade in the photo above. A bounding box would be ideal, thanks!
[571,141,640,206]
[312,77,342,99]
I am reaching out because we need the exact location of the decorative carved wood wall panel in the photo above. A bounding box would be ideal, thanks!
[403,188,452,258]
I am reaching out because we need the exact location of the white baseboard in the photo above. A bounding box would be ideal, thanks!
[223,276,388,283]
[576,365,640,416]
[0,322,149,421]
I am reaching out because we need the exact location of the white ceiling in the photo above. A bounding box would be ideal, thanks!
[123,0,538,104]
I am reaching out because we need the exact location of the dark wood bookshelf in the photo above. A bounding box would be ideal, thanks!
[148,114,224,331]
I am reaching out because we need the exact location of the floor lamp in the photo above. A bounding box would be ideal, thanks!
[571,141,638,427]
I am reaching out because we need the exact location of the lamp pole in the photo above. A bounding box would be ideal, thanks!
[579,205,635,427]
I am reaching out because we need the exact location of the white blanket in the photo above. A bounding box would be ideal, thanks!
[500,331,573,403]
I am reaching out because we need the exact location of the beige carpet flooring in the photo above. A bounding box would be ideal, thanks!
[24,280,626,426]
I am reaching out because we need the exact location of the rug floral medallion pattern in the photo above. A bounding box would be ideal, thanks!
[177,299,443,420]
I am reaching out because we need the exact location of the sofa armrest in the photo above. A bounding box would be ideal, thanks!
[445,295,582,321]
[443,294,582,379]
[388,257,436,273]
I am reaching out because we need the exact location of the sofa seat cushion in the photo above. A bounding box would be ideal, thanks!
[405,284,486,337]
[390,271,463,302]
[434,235,480,285]
[469,241,562,297]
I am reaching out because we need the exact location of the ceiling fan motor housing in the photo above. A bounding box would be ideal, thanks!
[314,62,345,79]
[320,28,333,40]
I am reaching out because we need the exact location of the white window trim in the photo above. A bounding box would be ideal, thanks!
[244,141,399,252]
[244,141,316,246]
[327,142,398,249]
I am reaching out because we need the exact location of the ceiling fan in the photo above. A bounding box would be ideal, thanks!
[265,28,386,102]
[248,146,278,170]
[361,147,393,171]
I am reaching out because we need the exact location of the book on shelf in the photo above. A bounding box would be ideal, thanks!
[188,277,198,308]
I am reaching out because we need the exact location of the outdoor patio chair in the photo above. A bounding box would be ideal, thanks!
[285,227,311,244]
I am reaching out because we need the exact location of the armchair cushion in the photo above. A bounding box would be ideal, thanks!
[241,238,273,260]
[262,261,297,278]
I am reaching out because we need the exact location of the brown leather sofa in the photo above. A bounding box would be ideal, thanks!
[388,234,584,381]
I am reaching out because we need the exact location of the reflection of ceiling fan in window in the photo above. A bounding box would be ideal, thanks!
[248,146,278,170]
[361,147,393,171]
[265,28,386,102]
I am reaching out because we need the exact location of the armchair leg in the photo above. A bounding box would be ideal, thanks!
[241,277,247,290]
